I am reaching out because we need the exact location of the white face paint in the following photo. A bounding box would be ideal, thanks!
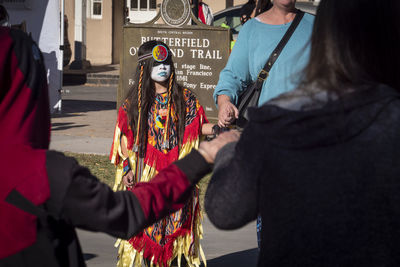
[151,63,171,82]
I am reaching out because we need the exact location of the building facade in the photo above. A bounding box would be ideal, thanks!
[65,0,315,67]
[65,0,251,66]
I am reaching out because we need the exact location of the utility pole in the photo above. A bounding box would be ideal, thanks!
[226,0,233,8]
[191,0,198,25]
[70,0,91,69]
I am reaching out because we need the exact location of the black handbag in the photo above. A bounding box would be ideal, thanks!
[236,10,305,128]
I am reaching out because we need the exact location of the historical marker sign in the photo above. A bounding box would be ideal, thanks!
[119,25,230,121]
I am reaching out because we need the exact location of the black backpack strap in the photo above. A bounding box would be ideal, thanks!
[5,189,47,218]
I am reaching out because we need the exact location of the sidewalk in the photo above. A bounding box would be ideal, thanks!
[63,64,120,86]
[52,65,119,153]
[50,85,117,154]
[50,107,116,154]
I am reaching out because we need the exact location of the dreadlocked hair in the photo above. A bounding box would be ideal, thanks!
[125,40,186,158]
[134,65,144,152]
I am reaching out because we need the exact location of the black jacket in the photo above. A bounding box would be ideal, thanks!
[0,150,209,267]
[206,84,400,266]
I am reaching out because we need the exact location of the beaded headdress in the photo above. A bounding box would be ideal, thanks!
[138,44,169,63]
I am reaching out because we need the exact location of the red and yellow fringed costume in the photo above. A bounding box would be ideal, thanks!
[110,88,208,267]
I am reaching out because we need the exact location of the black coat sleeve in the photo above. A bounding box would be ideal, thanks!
[205,126,263,229]
[46,150,211,239]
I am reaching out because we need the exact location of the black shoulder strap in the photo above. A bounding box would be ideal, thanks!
[257,10,305,82]
[5,189,47,218]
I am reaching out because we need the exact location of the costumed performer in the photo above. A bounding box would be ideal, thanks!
[110,40,214,267]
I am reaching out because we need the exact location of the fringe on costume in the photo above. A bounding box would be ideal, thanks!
[114,195,206,267]
[110,91,208,267]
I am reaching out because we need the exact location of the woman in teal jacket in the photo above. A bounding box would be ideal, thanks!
[214,0,314,128]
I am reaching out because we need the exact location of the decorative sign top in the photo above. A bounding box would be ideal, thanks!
[160,0,191,27]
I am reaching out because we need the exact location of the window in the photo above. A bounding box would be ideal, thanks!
[140,0,147,10]
[90,0,102,19]
[130,0,156,11]
[150,0,156,10]
[93,0,102,15]
[131,0,138,10]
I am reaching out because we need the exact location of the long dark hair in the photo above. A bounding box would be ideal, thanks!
[255,0,272,16]
[240,0,272,25]
[125,40,186,158]
[301,0,400,94]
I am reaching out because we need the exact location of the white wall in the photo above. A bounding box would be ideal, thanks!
[6,1,62,113]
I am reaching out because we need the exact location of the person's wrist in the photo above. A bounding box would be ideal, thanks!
[122,158,131,177]
[217,95,231,105]
[197,148,214,164]
[212,124,220,136]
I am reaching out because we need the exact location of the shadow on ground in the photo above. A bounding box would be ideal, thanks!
[205,248,258,267]
[51,122,89,132]
[52,99,116,116]
[64,64,118,74]
[83,253,97,261]
[63,74,87,86]
[63,65,119,86]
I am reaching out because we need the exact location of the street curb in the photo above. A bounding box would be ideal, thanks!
[63,73,119,86]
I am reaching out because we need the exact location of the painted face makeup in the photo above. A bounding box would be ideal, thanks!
[138,44,172,82]
[151,63,171,82]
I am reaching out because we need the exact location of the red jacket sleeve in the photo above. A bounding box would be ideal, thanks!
[49,150,211,239]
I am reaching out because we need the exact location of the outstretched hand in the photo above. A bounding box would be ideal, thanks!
[217,95,239,127]
[198,130,241,164]
[122,170,135,187]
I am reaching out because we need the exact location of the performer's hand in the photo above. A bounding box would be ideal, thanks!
[122,170,135,187]
[217,95,238,127]
[198,130,241,163]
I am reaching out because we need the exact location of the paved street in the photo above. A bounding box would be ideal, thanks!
[78,217,258,267]
[51,85,258,266]
[50,85,117,154]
